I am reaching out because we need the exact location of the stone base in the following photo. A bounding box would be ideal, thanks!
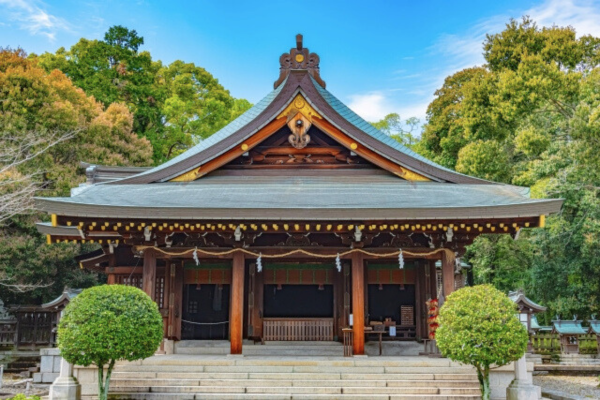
[506,380,540,400]
[49,376,82,400]
[164,339,174,355]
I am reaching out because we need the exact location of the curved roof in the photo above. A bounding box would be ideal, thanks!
[117,70,488,184]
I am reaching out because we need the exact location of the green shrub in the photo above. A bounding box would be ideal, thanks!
[436,284,528,400]
[58,285,163,400]
[8,395,41,400]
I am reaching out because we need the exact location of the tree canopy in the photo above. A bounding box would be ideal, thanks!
[58,285,163,400]
[36,26,251,163]
[419,16,600,321]
[436,285,528,400]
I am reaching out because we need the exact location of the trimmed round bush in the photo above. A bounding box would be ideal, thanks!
[436,284,528,400]
[58,285,163,400]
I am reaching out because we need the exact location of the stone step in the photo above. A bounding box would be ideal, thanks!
[105,394,481,400]
[110,386,480,395]
[111,371,478,381]
[110,378,480,388]
[115,364,475,374]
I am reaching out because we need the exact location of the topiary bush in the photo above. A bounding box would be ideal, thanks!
[57,285,164,400]
[436,284,528,400]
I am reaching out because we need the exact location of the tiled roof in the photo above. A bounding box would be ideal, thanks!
[35,174,563,220]
[551,320,587,335]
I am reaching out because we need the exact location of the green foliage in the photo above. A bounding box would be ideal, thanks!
[420,16,600,321]
[58,285,163,400]
[370,113,420,147]
[7,395,41,400]
[0,48,151,304]
[36,26,251,164]
[436,285,528,399]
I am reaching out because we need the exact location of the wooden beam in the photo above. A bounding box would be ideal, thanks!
[230,252,245,354]
[441,250,455,300]
[143,250,156,301]
[351,252,365,355]
[313,118,430,181]
[171,118,287,182]
[415,262,422,340]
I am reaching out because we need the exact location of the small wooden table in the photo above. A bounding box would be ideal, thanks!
[365,327,384,355]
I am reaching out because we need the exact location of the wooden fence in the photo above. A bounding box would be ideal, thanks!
[263,318,334,341]
[531,333,598,354]
[0,309,58,349]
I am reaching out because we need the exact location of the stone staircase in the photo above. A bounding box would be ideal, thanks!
[103,354,481,399]
[175,340,345,357]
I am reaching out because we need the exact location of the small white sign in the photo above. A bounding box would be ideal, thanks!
[389,326,396,337]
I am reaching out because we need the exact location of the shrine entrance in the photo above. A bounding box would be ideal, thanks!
[182,284,230,340]
[249,262,341,341]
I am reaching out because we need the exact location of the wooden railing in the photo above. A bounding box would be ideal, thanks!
[263,318,334,341]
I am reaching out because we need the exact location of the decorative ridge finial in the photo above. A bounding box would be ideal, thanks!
[274,34,326,89]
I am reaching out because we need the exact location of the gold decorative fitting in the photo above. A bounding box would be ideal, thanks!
[171,166,202,182]
[350,143,358,150]
[295,54,304,62]
[241,143,249,151]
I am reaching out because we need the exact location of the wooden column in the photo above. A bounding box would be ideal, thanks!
[107,274,116,285]
[429,261,437,299]
[143,250,156,300]
[167,262,183,340]
[441,250,456,299]
[351,252,365,355]
[415,262,422,340]
[230,252,245,355]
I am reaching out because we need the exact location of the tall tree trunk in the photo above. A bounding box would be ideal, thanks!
[97,360,116,400]
[476,366,491,400]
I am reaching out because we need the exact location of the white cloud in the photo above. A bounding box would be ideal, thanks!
[0,0,70,41]
[347,91,429,126]
[528,0,600,37]
[347,92,394,122]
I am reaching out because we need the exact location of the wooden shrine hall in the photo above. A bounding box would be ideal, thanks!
[36,35,562,356]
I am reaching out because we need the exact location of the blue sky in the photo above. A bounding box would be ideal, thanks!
[2,0,600,128]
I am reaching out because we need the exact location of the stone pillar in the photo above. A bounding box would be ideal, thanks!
[506,355,540,400]
[49,357,81,400]
[230,252,245,355]
[351,252,365,355]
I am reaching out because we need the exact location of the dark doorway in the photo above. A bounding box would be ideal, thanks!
[368,284,415,324]
[263,285,333,318]
[182,284,230,340]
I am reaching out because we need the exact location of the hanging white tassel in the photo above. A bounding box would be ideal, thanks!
[256,253,262,272]
[335,253,341,272]
[398,249,404,269]
[193,246,200,266]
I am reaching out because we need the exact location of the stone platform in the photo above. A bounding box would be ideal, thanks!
[66,341,534,399]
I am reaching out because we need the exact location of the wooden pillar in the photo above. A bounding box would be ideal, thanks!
[107,274,116,285]
[247,263,264,340]
[230,252,245,355]
[415,262,422,340]
[441,250,456,299]
[143,250,156,300]
[351,252,365,355]
[167,262,183,340]
[429,261,437,299]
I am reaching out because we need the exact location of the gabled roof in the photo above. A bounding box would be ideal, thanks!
[551,319,587,335]
[42,288,82,309]
[589,319,600,335]
[34,35,564,227]
[117,70,486,184]
[509,289,547,313]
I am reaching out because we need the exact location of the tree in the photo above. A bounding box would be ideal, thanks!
[58,285,163,400]
[36,26,252,164]
[436,285,528,399]
[370,113,420,147]
[418,16,600,321]
[0,48,152,304]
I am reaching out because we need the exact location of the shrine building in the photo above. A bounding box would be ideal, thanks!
[35,35,563,356]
